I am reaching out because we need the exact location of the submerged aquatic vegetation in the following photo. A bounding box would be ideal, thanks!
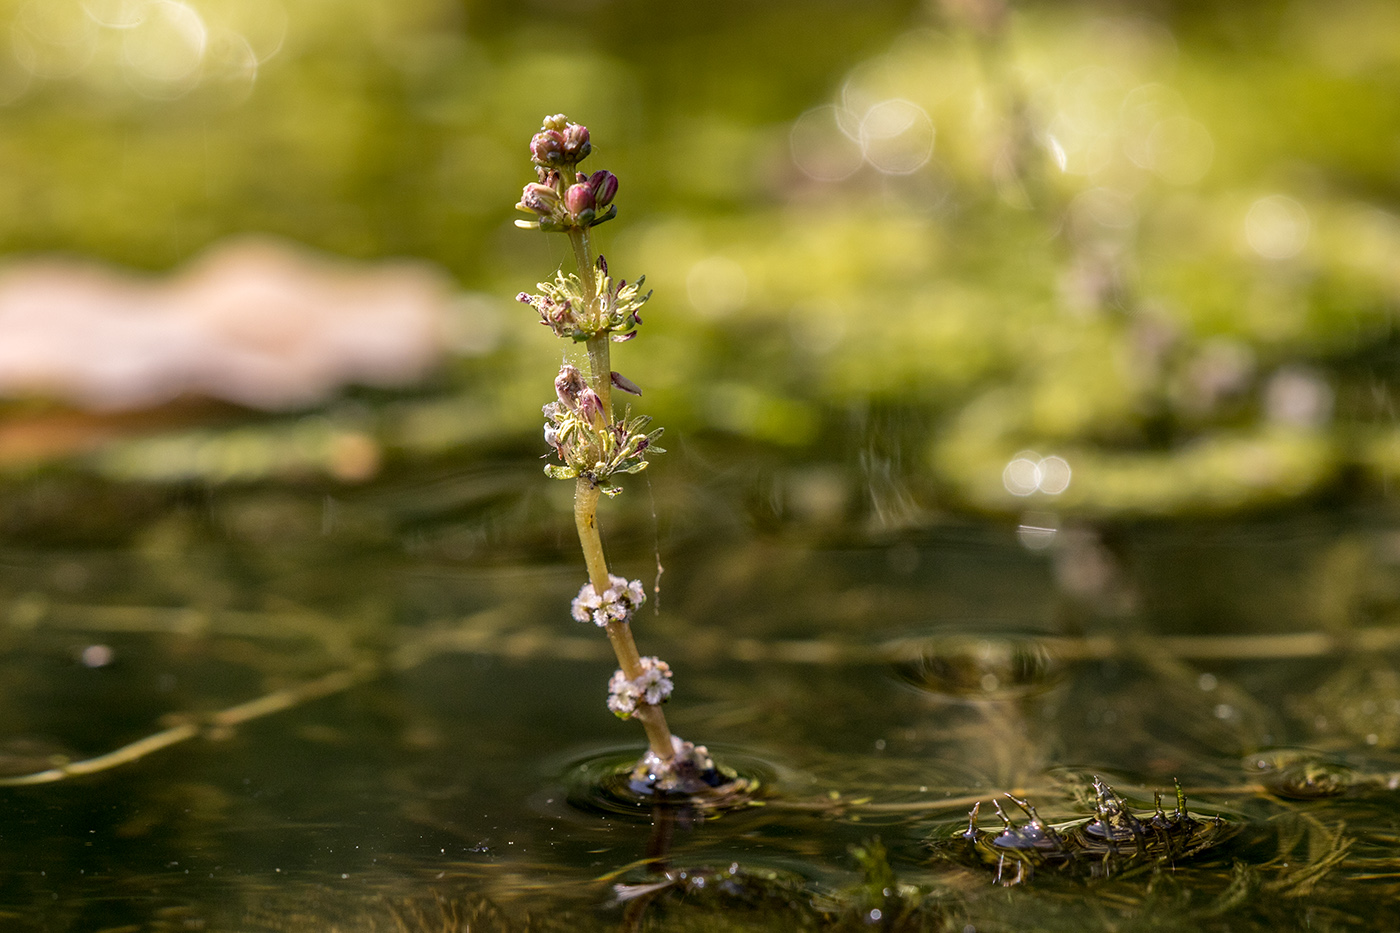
[936,778,1235,886]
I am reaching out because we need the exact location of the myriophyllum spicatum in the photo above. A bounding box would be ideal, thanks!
[513,114,736,795]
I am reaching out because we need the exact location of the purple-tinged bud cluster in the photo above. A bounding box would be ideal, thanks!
[607,656,674,719]
[531,114,591,169]
[563,170,618,228]
[572,574,647,627]
[515,116,618,231]
[540,362,665,487]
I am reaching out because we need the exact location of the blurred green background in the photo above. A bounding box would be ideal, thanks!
[2,0,1400,524]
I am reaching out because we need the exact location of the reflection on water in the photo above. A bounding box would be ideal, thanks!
[3,460,1400,928]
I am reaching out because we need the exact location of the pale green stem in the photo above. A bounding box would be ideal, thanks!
[574,478,676,760]
[569,226,593,285]
[568,227,613,414]
[586,335,613,416]
[568,224,674,762]
[573,479,612,596]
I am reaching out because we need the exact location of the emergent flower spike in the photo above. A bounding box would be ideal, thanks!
[513,114,739,797]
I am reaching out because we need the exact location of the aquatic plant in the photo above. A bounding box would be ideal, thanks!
[514,114,738,796]
[937,778,1235,885]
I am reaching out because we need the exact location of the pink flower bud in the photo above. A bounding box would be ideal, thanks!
[555,364,586,407]
[610,371,642,396]
[519,182,560,216]
[562,123,591,162]
[577,387,607,428]
[529,129,565,166]
[564,183,595,218]
[587,170,618,209]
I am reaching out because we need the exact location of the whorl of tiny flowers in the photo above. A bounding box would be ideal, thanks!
[543,367,663,491]
[607,656,674,719]
[516,255,650,343]
[572,574,647,627]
